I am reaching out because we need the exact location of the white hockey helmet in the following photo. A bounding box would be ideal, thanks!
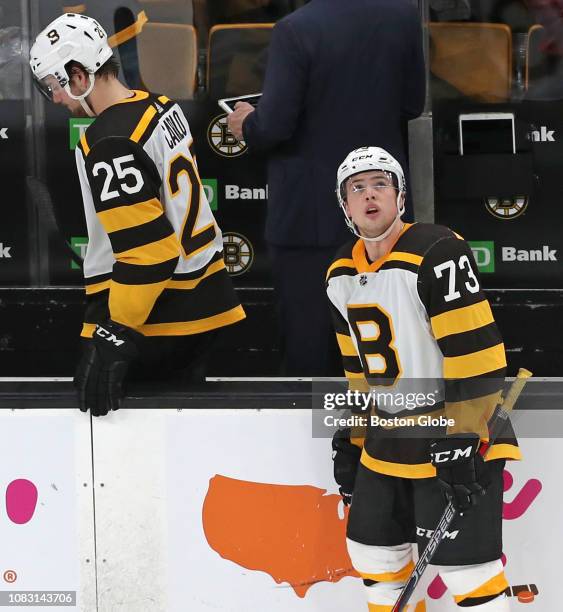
[336,146,406,242]
[29,13,113,115]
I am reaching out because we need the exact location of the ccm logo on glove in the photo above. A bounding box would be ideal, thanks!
[432,445,474,464]
[95,325,125,346]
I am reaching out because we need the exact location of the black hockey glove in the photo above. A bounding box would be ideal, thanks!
[74,321,144,417]
[430,433,491,512]
[332,428,362,506]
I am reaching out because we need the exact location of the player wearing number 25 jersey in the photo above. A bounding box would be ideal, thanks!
[327,147,519,611]
[30,13,245,417]
[75,92,244,337]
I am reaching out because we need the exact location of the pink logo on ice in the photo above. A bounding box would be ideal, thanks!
[5,479,38,524]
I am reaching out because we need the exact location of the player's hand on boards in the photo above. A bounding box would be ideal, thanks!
[332,428,362,506]
[430,433,491,512]
[74,320,144,417]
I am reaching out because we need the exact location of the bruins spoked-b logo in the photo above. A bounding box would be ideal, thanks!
[484,195,528,220]
[222,232,253,275]
[208,114,247,158]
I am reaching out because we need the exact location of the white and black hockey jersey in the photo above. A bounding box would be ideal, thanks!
[75,90,245,336]
[326,223,521,478]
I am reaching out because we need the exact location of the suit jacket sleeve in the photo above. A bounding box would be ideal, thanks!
[401,5,426,120]
[242,18,308,151]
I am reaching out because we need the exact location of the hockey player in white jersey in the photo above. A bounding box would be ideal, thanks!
[326,147,520,610]
[29,14,245,416]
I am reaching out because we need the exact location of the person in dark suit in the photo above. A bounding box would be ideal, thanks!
[228,0,425,376]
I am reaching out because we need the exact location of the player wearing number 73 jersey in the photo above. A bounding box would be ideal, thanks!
[327,147,520,611]
[30,14,245,416]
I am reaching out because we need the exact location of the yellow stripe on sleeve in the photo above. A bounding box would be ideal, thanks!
[326,258,355,281]
[85,280,111,295]
[97,198,164,233]
[139,305,246,335]
[114,234,180,265]
[109,279,170,329]
[443,343,507,379]
[80,132,90,156]
[431,299,495,340]
[485,443,522,461]
[130,105,157,143]
[345,370,366,379]
[336,333,357,356]
[386,252,423,266]
[80,305,247,337]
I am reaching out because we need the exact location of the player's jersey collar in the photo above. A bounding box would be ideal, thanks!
[116,89,150,104]
[352,223,415,272]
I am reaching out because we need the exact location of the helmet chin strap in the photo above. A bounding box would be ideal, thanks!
[359,213,403,242]
[351,191,406,242]
[65,73,96,117]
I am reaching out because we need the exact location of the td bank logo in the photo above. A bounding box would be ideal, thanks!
[71,237,88,269]
[69,118,95,150]
[201,178,218,211]
[469,241,495,273]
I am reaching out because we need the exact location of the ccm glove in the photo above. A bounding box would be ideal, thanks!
[74,321,144,417]
[430,433,491,512]
[332,428,362,506]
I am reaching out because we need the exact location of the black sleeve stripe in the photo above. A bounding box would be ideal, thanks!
[84,272,112,286]
[445,370,506,403]
[379,260,419,274]
[426,287,485,319]
[112,257,179,285]
[326,257,356,284]
[443,342,506,379]
[329,302,351,335]
[108,215,176,254]
[143,268,240,324]
[437,322,503,358]
[326,267,357,285]
[342,355,364,374]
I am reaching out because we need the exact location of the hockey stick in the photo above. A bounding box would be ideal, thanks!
[26,176,84,269]
[391,367,533,612]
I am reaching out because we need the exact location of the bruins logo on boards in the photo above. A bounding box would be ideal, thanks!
[222,232,253,275]
[207,114,247,158]
[484,195,528,220]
